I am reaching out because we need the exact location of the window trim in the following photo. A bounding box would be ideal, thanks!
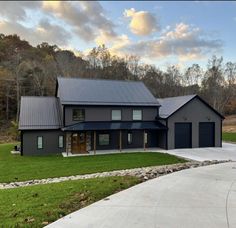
[72,109,85,121]
[58,135,64,148]
[98,133,110,146]
[111,109,122,121]
[37,136,43,150]
[132,109,143,121]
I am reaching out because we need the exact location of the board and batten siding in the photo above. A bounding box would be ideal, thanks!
[167,97,222,149]
[64,106,159,126]
[21,130,65,155]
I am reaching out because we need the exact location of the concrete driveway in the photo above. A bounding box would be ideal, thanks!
[47,162,236,228]
[164,142,236,161]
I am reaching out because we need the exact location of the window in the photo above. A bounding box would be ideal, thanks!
[59,135,64,148]
[133,110,142,120]
[37,136,43,149]
[73,109,85,121]
[112,110,121,120]
[99,134,110,146]
[128,132,132,145]
[144,132,148,144]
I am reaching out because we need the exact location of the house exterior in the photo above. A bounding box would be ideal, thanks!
[19,77,224,155]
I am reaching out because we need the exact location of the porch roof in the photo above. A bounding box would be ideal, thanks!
[62,121,167,131]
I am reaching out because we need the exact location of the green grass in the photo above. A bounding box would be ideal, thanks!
[0,143,186,183]
[0,176,140,227]
[222,132,236,142]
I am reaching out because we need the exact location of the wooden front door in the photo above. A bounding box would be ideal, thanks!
[71,133,87,154]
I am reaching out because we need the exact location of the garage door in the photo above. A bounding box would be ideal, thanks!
[199,122,215,147]
[175,123,192,149]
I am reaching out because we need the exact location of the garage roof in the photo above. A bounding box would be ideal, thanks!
[19,97,63,130]
[57,77,160,106]
[157,94,224,119]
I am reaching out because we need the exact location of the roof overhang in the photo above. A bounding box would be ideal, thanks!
[62,121,167,131]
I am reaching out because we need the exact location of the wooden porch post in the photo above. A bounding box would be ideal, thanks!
[143,130,146,151]
[93,131,96,155]
[119,130,122,152]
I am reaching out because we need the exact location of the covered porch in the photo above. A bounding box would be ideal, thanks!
[62,121,167,155]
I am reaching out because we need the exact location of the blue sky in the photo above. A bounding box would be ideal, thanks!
[0,1,235,69]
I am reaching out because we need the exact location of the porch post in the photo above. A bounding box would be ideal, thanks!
[119,130,122,152]
[93,131,96,155]
[143,130,146,151]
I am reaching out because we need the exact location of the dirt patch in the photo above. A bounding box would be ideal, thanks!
[223,115,236,126]
[223,115,236,132]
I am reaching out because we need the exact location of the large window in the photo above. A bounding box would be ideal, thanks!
[112,110,121,121]
[128,132,132,145]
[37,136,43,149]
[73,109,85,121]
[99,134,110,146]
[133,110,142,120]
[59,135,64,148]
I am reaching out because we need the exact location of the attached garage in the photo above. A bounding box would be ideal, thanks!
[175,123,192,149]
[199,122,215,147]
[157,95,224,150]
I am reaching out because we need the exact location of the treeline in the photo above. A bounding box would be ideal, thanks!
[0,34,236,125]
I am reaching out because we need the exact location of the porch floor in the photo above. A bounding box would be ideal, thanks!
[62,148,164,157]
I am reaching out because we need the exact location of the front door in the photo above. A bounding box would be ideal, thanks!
[71,133,87,153]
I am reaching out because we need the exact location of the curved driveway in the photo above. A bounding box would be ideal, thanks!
[47,162,236,228]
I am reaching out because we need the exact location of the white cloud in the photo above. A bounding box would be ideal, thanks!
[0,1,40,21]
[0,19,69,46]
[42,1,116,42]
[119,23,222,61]
[124,8,159,36]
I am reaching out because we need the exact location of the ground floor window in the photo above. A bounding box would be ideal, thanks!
[59,135,64,148]
[144,132,148,144]
[37,136,43,149]
[128,132,132,144]
[98,134,110,146]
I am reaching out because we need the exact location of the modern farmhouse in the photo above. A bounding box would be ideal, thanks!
[19,77,224,155]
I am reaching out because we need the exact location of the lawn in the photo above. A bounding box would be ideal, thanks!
[0,143,186,183]
[222,132,236,142]
[0,176,140,227]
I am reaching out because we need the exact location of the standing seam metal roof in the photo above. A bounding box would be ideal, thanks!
[57,77,160,106]
[157,95,197,118]
[19,96,63,130]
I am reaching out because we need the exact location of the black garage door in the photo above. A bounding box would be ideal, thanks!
[199,122,215,147]
[175,123,192,149]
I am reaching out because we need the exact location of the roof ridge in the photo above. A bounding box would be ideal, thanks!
[57,77,143,84]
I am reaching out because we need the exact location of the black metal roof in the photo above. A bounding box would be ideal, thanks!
[63,121,167,131]
[57,77,160,106]
[157,94,224,119]
[19,97,63,130]
[157,95,196,118]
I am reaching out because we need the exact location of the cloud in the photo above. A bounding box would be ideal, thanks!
[119,23,222,61]
[0,1,40,21]
[124,8,159,36]
[0,19,69,46]
[42,1,116,42]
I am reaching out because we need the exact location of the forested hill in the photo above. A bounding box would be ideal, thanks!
[0,34,236,125]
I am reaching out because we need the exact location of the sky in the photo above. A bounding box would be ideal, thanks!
[0,1,235,69]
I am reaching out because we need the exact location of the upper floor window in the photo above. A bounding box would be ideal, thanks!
[133,109,142,120]
[112,110,121,121]
[37,136,43,149]
[73,109,85,121]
